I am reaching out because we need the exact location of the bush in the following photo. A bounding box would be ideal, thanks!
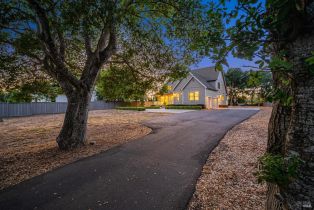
[146,106,161,109]
[256,153,302,186]
[116,107,146,111]
[219,104,228,108]
[167,104,205,108]
[165,105,202,110]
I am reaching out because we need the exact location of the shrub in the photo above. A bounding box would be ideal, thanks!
[219,104,228,108]
[146,106,161,109]
[256,153,302,186]
[166,104,205,108]
[116,107,146,111]
[165,105,202,110]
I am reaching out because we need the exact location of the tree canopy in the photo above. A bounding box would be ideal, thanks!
[96,66,158,102]
[0,0,226,149]
[225,68,272,105]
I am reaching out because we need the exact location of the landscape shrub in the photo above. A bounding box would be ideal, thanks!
[165,105,202,110]
[167,104,204,108]
[219,104,228,108]
[256,153,302,186]
[146,105,161,109]
[116,107,146,111]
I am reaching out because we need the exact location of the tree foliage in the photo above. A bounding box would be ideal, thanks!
[96,66,157,102]
[1,0,225,149]
[0,80,61,102]
[225,68,248,105]
[225,68,272,105]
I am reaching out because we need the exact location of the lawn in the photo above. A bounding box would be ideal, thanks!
[188,107,271,210]
[0,110,169,190]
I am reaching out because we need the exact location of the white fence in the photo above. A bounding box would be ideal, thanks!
[0,101,119,118]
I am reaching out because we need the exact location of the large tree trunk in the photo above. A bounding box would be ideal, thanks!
[281,31,314,210]
[56,89,91,150]
[266,103,292,210]
[267,102,291,155]
[266,70,292,210]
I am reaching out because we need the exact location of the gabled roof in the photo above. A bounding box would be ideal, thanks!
[167,66,222,92]
[190,67,220,91]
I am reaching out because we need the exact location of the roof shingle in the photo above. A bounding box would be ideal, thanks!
[190,67,219,91]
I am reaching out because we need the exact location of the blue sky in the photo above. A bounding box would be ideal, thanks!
[191,56,257,71]
[190,0,264,71]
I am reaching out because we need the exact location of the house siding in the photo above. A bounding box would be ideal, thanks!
[216,73,227,96]
[204,72,227,106]
[182,77,206,105]
[161,68,228,107]
[173,74,193,92]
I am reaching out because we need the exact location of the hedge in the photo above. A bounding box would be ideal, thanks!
[145,106,161,109]
[165,105,202,110]
[167,104,205,109]
[116,107,146,111]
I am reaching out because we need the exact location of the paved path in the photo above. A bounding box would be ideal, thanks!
[0,109,258,210]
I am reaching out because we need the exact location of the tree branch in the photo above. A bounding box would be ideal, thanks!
[27,0,81,89]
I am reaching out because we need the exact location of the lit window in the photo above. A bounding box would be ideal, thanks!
[189,91,200,101]
[173,93,180,101]
[167,85,172,90]
[195,91,199,100]
[189,92,194,101]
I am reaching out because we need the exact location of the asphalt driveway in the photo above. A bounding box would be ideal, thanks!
[0,109,258,210]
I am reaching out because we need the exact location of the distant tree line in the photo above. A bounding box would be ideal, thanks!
[225,68,272,106]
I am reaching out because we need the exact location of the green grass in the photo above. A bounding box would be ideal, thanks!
[116,107,146,111]
[165,105,202,110]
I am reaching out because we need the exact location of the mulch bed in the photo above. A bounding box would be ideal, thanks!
[188,108,271,210]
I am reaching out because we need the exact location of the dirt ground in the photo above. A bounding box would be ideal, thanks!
[188,108,271,210]
[0,110,169,190]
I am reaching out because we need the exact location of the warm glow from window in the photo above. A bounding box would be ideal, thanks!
[173,93,180,101]
[189,92,194,101]
[167,85,172,90]
[195,91,199,100]
[189,91,199,101]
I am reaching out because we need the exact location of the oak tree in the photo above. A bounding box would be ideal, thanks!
[206,0,314,209]
[0,0,224,149]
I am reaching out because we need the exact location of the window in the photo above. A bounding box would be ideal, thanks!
[167,85,172,90]
[195,91,199,100]
[173,93,180,101]
[217,82,221,89]
[189,91,199,101]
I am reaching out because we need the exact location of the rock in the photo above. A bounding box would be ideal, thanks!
[89,141,96,145]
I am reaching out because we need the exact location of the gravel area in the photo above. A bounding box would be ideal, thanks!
[0,110,169,190]
[188,108,271,210]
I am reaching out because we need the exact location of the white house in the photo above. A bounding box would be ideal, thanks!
[157,67,228,109]
[55,91,98,102]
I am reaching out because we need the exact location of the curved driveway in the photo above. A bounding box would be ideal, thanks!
[0,109,258,210]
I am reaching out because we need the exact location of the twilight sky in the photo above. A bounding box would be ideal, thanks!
[191,56,258,71]
[190,0,265,71]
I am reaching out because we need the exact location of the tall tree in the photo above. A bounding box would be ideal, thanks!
[247,70,262,104]
[204,1,314,209]
[0,1,224,149]
[225,68,248,105]
[96,66,156,102]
